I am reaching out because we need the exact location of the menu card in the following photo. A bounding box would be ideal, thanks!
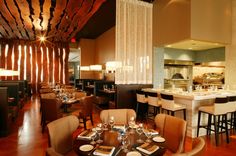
[136,143,159,155]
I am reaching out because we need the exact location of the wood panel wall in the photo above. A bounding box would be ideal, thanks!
[0,39,70,93]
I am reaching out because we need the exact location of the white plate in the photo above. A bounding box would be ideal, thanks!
[126,151,142,156]
[153,136,165,142]
[79,144,94,152]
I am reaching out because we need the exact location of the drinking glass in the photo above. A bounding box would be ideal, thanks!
[128,117,136,134]
[122,137,130,153]
[109,116,115,131]
[90,132,97,145]
[96,123,103,143]
[136,123,144,143]
[144,129,152,143]
[103,122,108,131]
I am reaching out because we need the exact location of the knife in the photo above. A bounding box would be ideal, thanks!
[114,147,122,156]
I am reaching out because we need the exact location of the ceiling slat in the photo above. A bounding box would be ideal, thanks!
[57,0,84,41]
[5,0,28,39]
[42,0,51,32]
[0,14,15,38]
[68,0,106,40]
[0,0,22,38]
[15,0,35,40]
[31,0,42,36]
[47,0,68,42]
[0,25,8,37]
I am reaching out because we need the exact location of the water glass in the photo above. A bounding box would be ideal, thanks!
[109,116,115,131]
[136,123,144,143]
[103,122,108,131]
[122,137,130,153]
[128,117,136,134]
[96,124,103,143]
[144,129,152,143]
[90,133,97,145]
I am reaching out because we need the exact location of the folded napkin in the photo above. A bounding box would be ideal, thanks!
[77,130,95,140]
[113,125,126,131]
[136,143,159,155]
[149,129,159,136]
[93,146,115,156]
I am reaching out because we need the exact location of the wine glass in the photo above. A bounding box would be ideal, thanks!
[109,116,115,132]
[122,137,130,153]
[136,123,144,143]
[128,117,136,134]
[144,128,152,143]
[96,123,103,143]
[90,132,97,145]
[103,122,108,131]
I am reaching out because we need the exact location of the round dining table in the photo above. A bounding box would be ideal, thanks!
[73,128,166,156]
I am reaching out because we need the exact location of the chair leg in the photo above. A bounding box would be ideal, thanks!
[197,111,201,137]
[213,115,219,146]
[224,114,230,144]
[83,118,87,130]
[183,109,186,120]
[171,111,174,116]
[90,114,94,126]
[207,114,212,135]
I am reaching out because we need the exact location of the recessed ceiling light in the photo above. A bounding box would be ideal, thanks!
[166,45,172,47]
[188,47,193,50]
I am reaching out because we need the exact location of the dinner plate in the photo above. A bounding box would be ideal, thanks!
[153,136,165,142]
[79,144,94,152]
[126,151,142,156]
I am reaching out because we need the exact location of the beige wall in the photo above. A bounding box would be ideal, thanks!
[79,27,115,79]
[95,27,115,65]
[225,0,236,88]
[153,0,191,46]
[191,0,231,44]
[153,0,231,46]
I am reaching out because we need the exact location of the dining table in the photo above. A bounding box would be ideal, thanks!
[73,127,166,156]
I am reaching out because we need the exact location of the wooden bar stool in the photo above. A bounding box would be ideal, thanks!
[160,93,186,120]
[136,90,148,120]
[197,96,230,146]
[147,92,161,118]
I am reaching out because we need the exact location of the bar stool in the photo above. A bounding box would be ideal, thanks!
[160,93,186,120]
[147,92,161,118]
[197,96,229,146]
[227,95,236,129]
[136,90,148,120]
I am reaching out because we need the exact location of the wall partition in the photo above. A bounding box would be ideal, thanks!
[115,0,153,84]
[0,40,69,93]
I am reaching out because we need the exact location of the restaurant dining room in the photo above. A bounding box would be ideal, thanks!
[1,0,236,156]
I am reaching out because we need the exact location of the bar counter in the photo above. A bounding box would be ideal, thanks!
[142,88,236,138]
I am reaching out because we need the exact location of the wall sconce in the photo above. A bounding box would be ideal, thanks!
[90,65,102,71]
[80,66,90,71]
[0,69,19,76]
[106,61,122,72]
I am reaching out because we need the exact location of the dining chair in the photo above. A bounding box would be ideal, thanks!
[136,90,148,120]
[41,98,63,132]
[46,115,79,156]
[72,96,95,129]
[147,92,161,118]
[155,114,187,154]
[172,137,206,156]
[100,109,136,125]
[73,91,87,99]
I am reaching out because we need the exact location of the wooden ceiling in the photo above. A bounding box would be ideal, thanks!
[0,0,106,42]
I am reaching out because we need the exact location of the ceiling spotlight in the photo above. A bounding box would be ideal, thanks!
[40,36,46,42]
[166,45,172,47]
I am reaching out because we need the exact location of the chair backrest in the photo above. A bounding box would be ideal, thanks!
[40,93,57,99]
[227,95,236,111]
[41,98,62,122]
[160,93,174,109]
[47,115,79,154]
[147,92,159,106]
[73,91,87,99]
[214,96,228,114]
[155,114,187,153]
[100,109,136,125]
[79,96,95,117]
[172,137,206,156]
[136,90,147,103]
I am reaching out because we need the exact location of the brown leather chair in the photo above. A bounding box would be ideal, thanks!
[72,96,95,129]
[73,91,87,99]
[155,114,187,154]
[172,137,206,156]
[100,109,136,125]
[46,115,79,156]
[41,98,63,132]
